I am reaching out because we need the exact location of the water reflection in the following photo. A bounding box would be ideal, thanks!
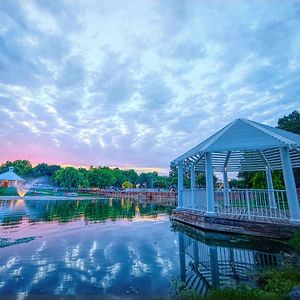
[0,198,178,297]
[0,198,174,227]
[174,222,288,297]
[0,198,290,297]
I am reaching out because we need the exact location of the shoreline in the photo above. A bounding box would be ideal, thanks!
[0,195,102,201]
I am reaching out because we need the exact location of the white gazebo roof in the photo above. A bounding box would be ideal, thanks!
[0,167,25,182]
[171,118,300,172]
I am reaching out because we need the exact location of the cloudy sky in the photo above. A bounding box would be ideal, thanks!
[0,0,299,174]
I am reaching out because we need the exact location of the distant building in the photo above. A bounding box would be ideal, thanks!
[0,167,25,187]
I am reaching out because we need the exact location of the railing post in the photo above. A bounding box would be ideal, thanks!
[280,147,300,222]
[178,161,184,208]
[246,189,251,220]
[205,152,215,214]
[191,164,196,210]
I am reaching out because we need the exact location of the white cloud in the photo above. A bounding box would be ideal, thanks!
[0,0,299,172]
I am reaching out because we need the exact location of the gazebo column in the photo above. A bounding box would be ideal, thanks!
[178,160,184,208]
[179,232,186,282]
[209,246,220,288]
[191,164,196,210]
[265,166,276,209]
[280,147,300,222]
[205,152,215,214]
[223,168,230,206]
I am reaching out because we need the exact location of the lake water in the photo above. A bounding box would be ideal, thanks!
[0,197,291,298]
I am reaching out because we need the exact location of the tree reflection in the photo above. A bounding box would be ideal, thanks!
[0,198,175,225]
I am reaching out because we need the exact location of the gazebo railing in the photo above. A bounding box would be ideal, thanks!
[182,189,207,211]
[181,188,290,220]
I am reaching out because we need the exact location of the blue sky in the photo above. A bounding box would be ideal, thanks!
[0,0,299,174]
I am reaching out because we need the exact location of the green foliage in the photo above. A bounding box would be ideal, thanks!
[78,168,90,188]
[277,110,300,134]
[52,167,83,189]
[30,163,61,177]
[0,160,32,177]
[0,187,19,196]
[289,232,300,254]
[196,173,218,188]
[88,167,116,188]
[258,267,300,296]
[139,172,158,188]
[0,160,178,190]
[238,170,285,189]
[123,169,139,184]
[171,281,281,300]
[228,179,247,188]
[206,288,281,300]
[122,181,133,189]
[272,170,285,190]
[154,176,168,188]
[250,171,267,189]
[171,279,200,299]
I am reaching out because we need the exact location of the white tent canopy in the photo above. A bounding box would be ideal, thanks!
[171,118,300,172]
[0,167,25,182]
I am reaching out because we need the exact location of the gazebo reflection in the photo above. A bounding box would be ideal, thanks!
[176,224,286,297]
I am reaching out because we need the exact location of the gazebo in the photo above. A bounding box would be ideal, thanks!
[171,118,300,238]
[0,167,25,187]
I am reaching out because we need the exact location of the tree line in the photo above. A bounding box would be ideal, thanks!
[0,161,176,189]
[0,160,217,190]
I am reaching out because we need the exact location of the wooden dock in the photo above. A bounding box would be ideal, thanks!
[171,208,300,239]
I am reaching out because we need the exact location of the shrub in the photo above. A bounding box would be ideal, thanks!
[289,232,300,255]
[258,267,300,296]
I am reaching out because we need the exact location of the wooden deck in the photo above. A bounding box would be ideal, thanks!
[171,208,300,239]
[213,206,290,223]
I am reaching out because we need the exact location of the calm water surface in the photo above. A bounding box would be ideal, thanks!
[0,197,291,298]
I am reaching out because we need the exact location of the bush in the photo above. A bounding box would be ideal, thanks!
[289,232,300,254]
[0,187,18,196]
[258,267,300,296]
[206,288,283,300]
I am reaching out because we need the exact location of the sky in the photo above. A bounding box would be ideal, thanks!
[0,0,300,175]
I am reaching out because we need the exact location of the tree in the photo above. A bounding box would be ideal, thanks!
[78,168,90,188]
[52,167,83,189]
[111,168,126,187]
[196,172,218,188]
[229,179,247,189]
[31,163,61,177]
[0,160,32,177]
[277,110,300,134]
[153,176,168,188]
[249,171,267,189]
[139,172,158,188]
[123,169,139,185]
[88,167,115,188]
[122,181,133,189]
